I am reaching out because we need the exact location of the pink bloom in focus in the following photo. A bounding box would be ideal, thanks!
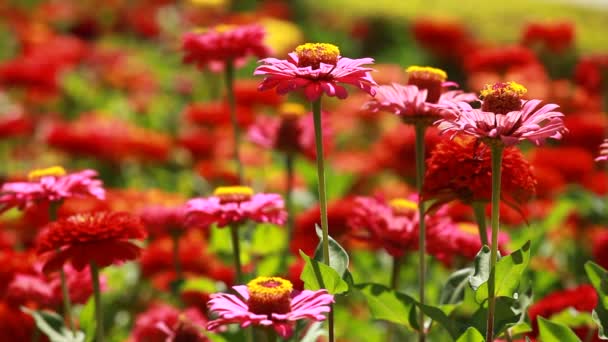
[255,43,376,101]
[348,195,453,258]
[132,304,207,342]
[247,103,333,160]
[0,166,105,213]
[437,81,566,146]
[182,24,271,72]
[207,276,333,338]
[186,186,286,228]
[595,139,608,162]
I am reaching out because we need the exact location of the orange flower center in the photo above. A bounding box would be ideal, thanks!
[457,222,479,235]
[27,166,66,181]
[247,276,293,315]
[295,43,340,69]
[213,186,254,203]
[389,198,418,216]
[480,81,527,114]
[406,66,447,103]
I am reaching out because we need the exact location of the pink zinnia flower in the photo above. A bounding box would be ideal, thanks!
[254,43,377,101]
[182,24,271,72]
[207,276,333,338]
[365,66,477,126]
[437,81,567,146]
[595,139,608,162]
[348,195,453,258]
[186,186,287,228]
[0,166,105,213]
[132,304,207,342]
[247,102,333,160]
[140,204,188,238]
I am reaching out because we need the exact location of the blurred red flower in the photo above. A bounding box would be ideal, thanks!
[522,21,575,53]
[464,45,539,74]
[411,18,474,61]
[574,54,608,94]
[530,146,595,184]
[183,101,254,128]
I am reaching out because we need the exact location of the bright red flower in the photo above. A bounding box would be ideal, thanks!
[464,45,539,74]
[231,79,283,108]
[411,17,474,61]
[139,204,188,239]
[562,112,607,153]
[422,135,536,207]
[0,301,35,342]
[0,112,34,139]
[183,101,254,127]
[522,21,575,53]
[36,212,147,274]
[574,54,608,94]
[530,147,595,184]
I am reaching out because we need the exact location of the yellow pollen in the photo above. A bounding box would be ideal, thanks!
[247,276,293,296]
[405,66,447,82]
[480,81,527,98]
[213,24,235,33]
[279,102,307,117]
[457,222,479,235]
[294,43,340,69]
[27,166,66,181]
[213,186,254,197]
[389,198,418,214]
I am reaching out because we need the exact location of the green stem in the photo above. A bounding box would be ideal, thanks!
[90,262,104,342]
[265,328,277,342]
[414,123,427,342]
[230,225,243,283]
[280,153,296,271]
[311,98,333,342]
[472,202,489,246]
[49,201,74,335]
[486,145,504,342]
[225,60,244,183]
[171,231,183,284]
[386,256,403,342]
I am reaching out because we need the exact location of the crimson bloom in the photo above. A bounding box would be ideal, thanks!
[522,21,575,53]
[207,276,333,338]
[186,186,287,228]
[574,54,608,94]
[248,102,333,160]
[182,24,271,72]
[0,166,105,213]
[132,304,207,342]
[255,43,377,101]
[36,211,147,274]
[438,81,567,146]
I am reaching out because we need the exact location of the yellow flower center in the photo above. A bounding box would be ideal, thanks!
[457,222,479,235]
[295,43,340,69]
[247,276,293,315]
[279,102,307,118]
[480,81,527,114]
[389,198,418,216]
[27,166,66,181]
[213,186,254,203]
[406,65,447,104]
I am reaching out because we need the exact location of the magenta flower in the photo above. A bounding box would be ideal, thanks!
[365,66,477,126]
[254,43,377,101]
[595,139,608,162]
[186,186,287,228]
[182,24,271,72]
[140,204,188,238]
[0,166,105,213]
[247,103,333,160]
[348,195,453,258]
[207,276,333,338]
[437,81,567,146]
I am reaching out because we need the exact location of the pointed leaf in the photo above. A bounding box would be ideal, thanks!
[299,250,348,294]
[418,303,460,339]
[585,261,608,339]
[355,283,416,330]
[538,317,582,342]
[469,246,491,291]
[314,225,349,277]
[441,267,474,305]
[456,327,485,342]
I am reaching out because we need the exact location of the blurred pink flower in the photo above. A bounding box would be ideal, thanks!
[139,205,188,238]
[255,43,376,101]
[437,81,566,146]
[182,24,270,72]
[595,139,608,162]
[132,304,207,342]
[207,276,333,338]
[186,186,287,228]
[0,167,105,213]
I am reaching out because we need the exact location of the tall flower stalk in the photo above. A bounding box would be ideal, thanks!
[472,202,489,246]
[414,123,427,341]
[90,262,104,342]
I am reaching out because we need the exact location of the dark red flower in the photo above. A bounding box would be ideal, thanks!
[183,102,254,128]
[464,45,539,74]
[36,212,147,274]
[231,79,283,108]
[522,21,575,53]
[574,55,608,94]
[530,147,595,184]
[593,231,608,270]
[132,304,207,342]
[0,301,35,342]
[411,17,474,61]
[562,112,607,153]
[0,112,34,139]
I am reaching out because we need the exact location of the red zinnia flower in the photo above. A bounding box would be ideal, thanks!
[562,112,607,154]
[574,54,608,94]
[464,45,539,74]
[36,212,147,274]
[183,101,254,128]
[522,21,575,54]
[530,147,595,184]
[411,17,474,61]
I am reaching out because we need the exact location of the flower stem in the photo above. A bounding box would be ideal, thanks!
[414,123,427,342]
[49,201,74,335]
[171,231,183,285]
[230,225,243,283]
[386,256,403,341]
[311,98,333,342]
[264,328,277,342]
[90,261,104,342]
[280,153,295,271]
[486,145,504,342]
[225,60,244,183]
[472,202,489,246]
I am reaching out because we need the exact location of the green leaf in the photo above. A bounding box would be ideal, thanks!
[476,241,531,303]
[441,267,474,305]
[418,303,460,339]
[455,327,485,342]
[180,276,217,293]
[470,297,520,338]
[78,298,96,342]
[22,308,85,342]
[355,283,416,330]
[538,317,582,342]
[585,261,608,339]
[313,225,349,277]
[299,250,348,294]
[509,322,532,337]
[469,246,491,291]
